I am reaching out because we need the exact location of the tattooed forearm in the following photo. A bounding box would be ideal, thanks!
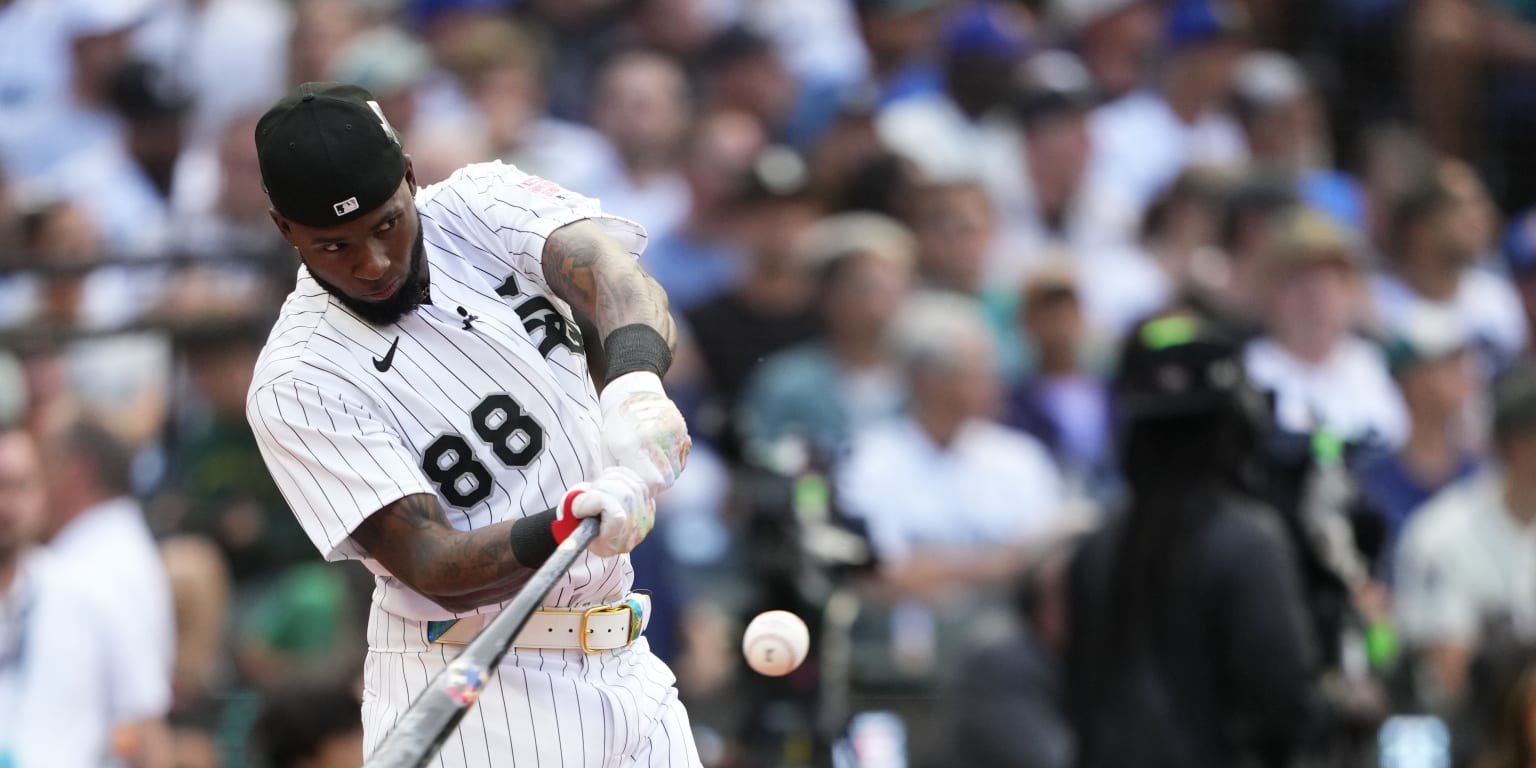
[542,219,677,351]
[352,493,542,612]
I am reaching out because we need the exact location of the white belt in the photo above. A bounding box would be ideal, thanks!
[431,593,650,653]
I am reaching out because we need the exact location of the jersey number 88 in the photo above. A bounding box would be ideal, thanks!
[422,394,544,507]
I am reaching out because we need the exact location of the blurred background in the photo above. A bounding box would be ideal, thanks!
[5,0,1536,765]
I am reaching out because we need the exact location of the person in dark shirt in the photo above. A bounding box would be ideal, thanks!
[1356,305,1480,569]
[682,145,823,448]
[1067,312,1319,768]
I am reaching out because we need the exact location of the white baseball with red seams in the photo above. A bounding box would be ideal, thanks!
[742,610,810,677]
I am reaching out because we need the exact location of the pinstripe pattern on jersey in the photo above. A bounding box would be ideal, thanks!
[361,639,702,767]
[249,161,696,766]
[247,161,648,623]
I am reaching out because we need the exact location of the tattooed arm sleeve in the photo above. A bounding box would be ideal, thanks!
[540,219,677,352]
[351,494,545,613]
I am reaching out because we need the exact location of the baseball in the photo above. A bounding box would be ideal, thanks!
[742,610,810,677]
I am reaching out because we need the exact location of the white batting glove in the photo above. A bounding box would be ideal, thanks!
[559,466,655,557]
[598,372,691,494]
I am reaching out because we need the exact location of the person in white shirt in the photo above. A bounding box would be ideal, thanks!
[1395,363,1536,703]
[1086,0,1249,208]
[838,292,1066,594]
[989,51,1141,289]
[834,291,1066,765]
[1370,172,1527,373]
[38,420,174,760]
[571,49,693,240]
[0,425,156,768]
[1244,207,1408,448]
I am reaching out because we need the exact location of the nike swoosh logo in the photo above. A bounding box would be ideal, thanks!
[373,336,400,372]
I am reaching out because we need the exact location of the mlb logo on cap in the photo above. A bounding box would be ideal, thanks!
[334,196,360,217]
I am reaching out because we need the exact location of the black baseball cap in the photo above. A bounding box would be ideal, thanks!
[1113,313,1257,422]
[255,82,407,227]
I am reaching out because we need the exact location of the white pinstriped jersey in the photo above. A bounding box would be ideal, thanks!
[248,160,643,623]
[247,164,701,768]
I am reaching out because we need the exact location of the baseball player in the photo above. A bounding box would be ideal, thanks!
[245,83,699,766]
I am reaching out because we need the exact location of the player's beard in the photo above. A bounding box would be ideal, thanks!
[314,224,430,326]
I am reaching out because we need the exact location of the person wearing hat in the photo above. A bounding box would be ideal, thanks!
[1244,206,1408,448]
[873,1,1032,186]
[245,83,698,765]
[1086,0,1250,208]
[1356,304,1482,565]
[1066,311,1318,768]
[1395,362,1536,703]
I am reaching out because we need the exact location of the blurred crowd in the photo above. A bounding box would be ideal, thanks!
[6,0,1536,765]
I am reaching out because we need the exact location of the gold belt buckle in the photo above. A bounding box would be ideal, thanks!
[579,603,635,654]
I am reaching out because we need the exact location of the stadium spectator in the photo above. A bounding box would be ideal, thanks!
[435,17,613,188]
[56,58,193,257]
[992,51,1139,290]
[248,682,364,768]
[1357,304,1481,564]
[837,291,1065,765]
[698,28,808,147]
[851,0,946,108]
[1231,50,1368,237]
[1087,0,1250,207]
[40,419,175,748]
[626,0,722,64]
[1372,177,1527,372]
[642,109,766,311]
[1068,312,1318,768]
[286,0,369,88]
[1189,175,1297,338]
[1005,266,1117,502]
[874,2,1030,186]
[1074,168,1228,338]
[0,425,161,766]
[0,0,145,183]
[1244,207,1408,448]
[168,111,295,275]
[0,200,101,329]
[131,0,292,151]
[738,212,916,461]
[682,145,823,432]
[1054,0,1161,102]
[910,181,993,295]
[837,292,1064,597]
[577,48,693,238]
[1395,363,1536,704]
[165,328,312,588]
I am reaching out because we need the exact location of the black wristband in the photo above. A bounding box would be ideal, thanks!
[508,509,560,567]
[603,323,672,383]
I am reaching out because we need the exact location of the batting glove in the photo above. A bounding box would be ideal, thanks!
[598,372,690,494]
[555,466,655,557]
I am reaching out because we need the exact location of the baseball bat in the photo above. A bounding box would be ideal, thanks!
[364,517,600,768]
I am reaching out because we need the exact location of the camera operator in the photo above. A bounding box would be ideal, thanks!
[1066,312,1321,768]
